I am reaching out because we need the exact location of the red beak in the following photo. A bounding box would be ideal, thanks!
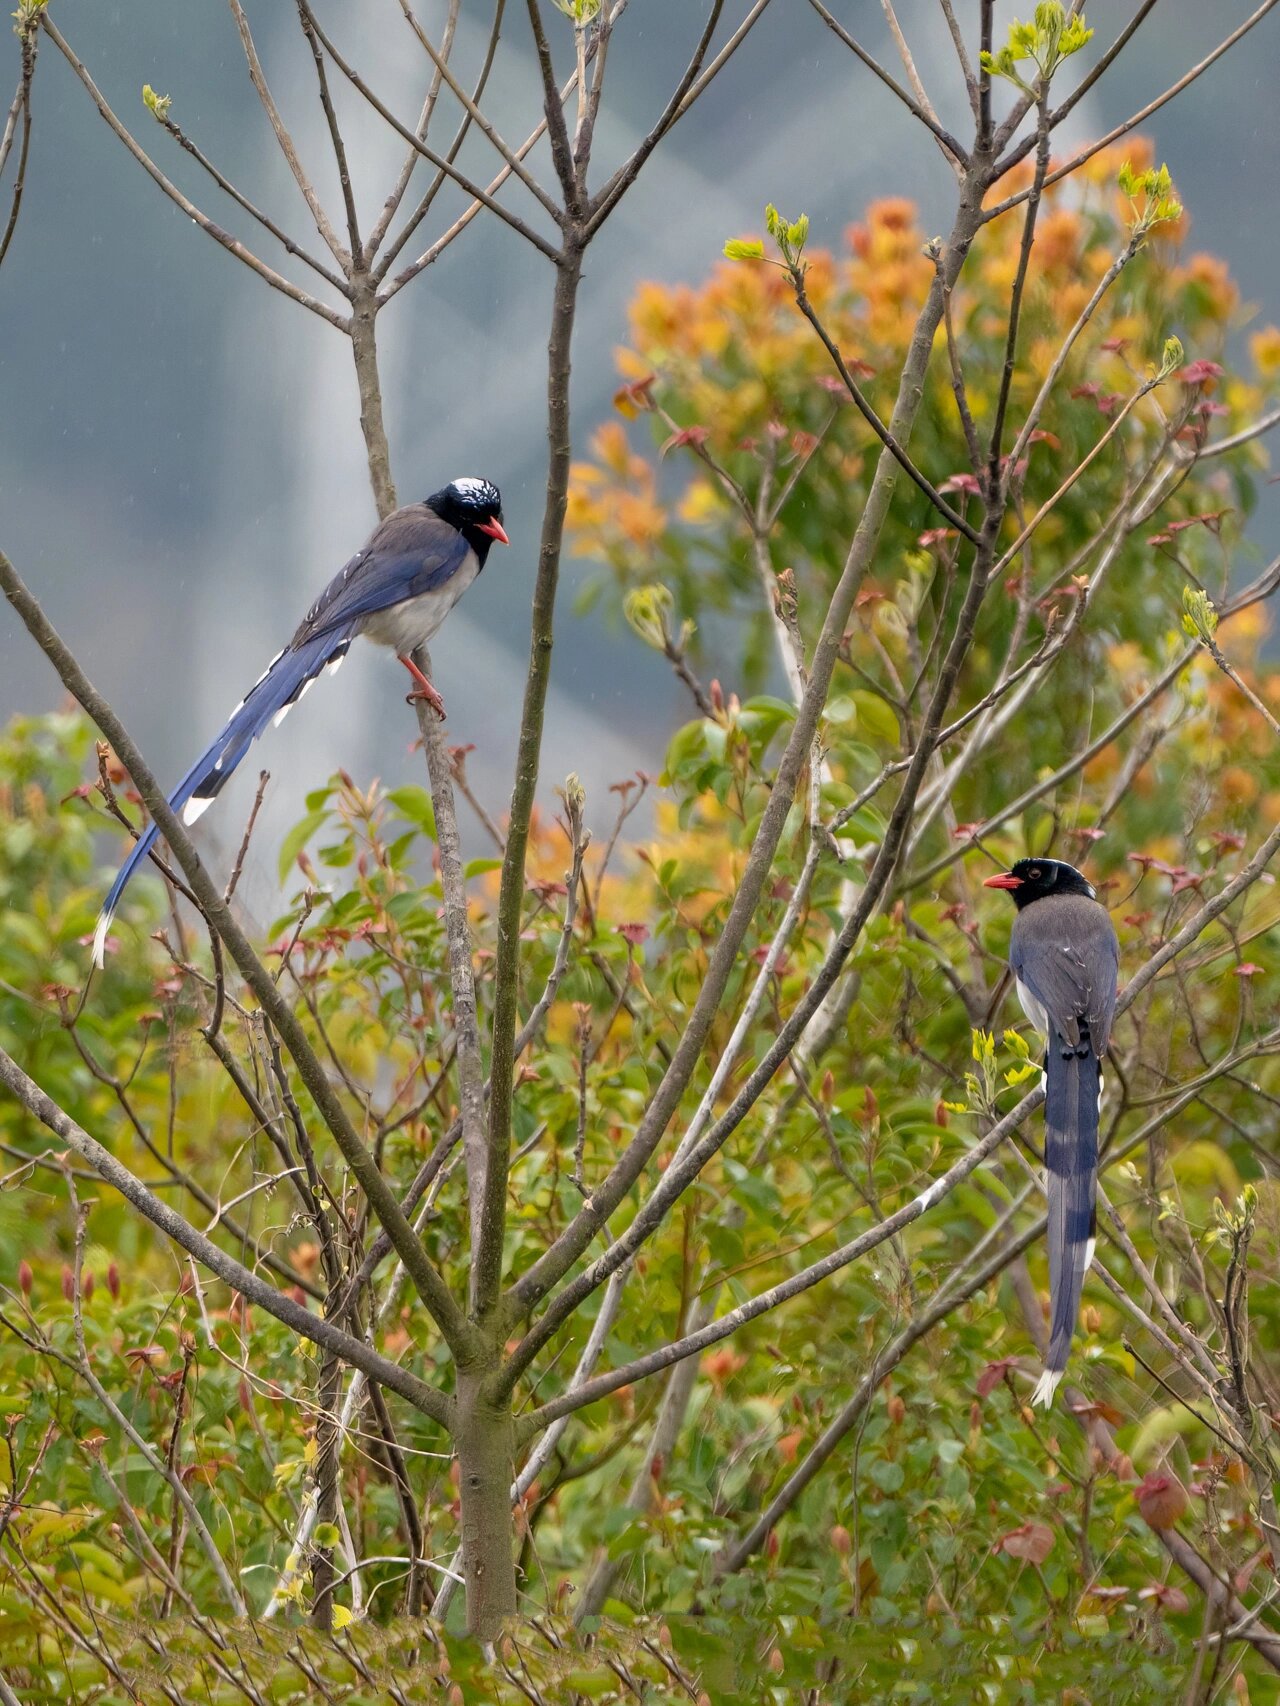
[477,518,510,545]
[983,872,1023,890]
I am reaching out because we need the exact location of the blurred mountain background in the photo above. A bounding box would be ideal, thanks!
[2,0,1277,926]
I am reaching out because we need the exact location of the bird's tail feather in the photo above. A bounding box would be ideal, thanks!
[92,632,351,967]
[1034,1028,1100,1407]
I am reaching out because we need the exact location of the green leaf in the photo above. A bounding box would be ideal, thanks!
[850,690,900,746]
[277,808,329,882]
[463,857,504,879]
[385,785,437,840]
[312,1522,341,1549]
[723,238,765,262]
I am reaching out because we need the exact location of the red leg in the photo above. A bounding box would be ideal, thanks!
[398,654,446,720]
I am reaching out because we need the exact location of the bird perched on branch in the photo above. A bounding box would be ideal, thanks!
[983,857,1118,1407]
[93,477,508,967]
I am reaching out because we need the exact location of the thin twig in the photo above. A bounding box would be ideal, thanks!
[805,0,967,165]
[41,16,348,329]
[226,0,350,265]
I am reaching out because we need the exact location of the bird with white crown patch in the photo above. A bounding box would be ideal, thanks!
[984,857,1118,1407]
[93,478,508,968]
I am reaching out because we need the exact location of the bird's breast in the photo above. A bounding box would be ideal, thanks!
[358,555,480,654]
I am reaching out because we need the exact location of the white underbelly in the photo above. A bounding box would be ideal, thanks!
[358,556,479,654]
[1015,977,1049,1038]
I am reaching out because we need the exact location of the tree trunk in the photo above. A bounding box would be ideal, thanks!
[456,1367,518,1639]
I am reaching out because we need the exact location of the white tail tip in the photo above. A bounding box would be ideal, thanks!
[1031,1369,1063,1409]
[183,794,214,826]
[91,912,111,971]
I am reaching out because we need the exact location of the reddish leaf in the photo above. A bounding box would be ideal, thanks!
[1176,359,1224,386]
[1138,1582,1190,1615]
[660,425,710,456]
[1135,1473,1189,1531]
[613,374,656,416]
[993,1521,1054,1563]
[977,1357,1018,1399]
[124,1345,167,1369]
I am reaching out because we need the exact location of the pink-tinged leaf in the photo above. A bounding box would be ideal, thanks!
[1153,510,1232,542]
[1198,400,1229,418]
[1234,962,1263,978]
[124,1345,167,1368]
[1135,1473,1189,1530]
[993,1521,1054,1563]
[1170,871,1203,894]
[616,922,650,947]
[613,374,657,417]
[1068,1397,1126,1426]
[919,527,957,549]
[1073,826,1106,842]
[1137,1583,1190,1615]
[1069,382,1122,416]
[1028,429,1062,449]
[660,425,710,456]
[1150,858,1187,878]
[951,822,983,841]
[1210,830,1246,852]
[1176,359,1224,386]
[939,472,982,495]
[1100,337,1129,354]
[976,1357,1018,1398]
[791,430,819,458]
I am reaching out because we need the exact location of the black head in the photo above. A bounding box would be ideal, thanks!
[983,857,1096,910]
[425,477,508,565]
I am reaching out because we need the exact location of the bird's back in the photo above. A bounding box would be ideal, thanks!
[1010,892,1117,1054]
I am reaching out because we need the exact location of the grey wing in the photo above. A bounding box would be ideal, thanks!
[291,508,469,647]
[1011,897,1117,1056]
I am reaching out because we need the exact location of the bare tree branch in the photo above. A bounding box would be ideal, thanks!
[805,0,968,165]
[41,16,349,329]
[0,1044,451,1425]
[301,4,560,262]
[226,0,350,265]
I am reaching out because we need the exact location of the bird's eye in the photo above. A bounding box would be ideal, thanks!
[1028,867,1041,880]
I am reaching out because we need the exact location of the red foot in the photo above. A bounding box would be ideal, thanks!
[398,655,447,720]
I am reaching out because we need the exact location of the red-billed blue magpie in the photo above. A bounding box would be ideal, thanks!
[93,478,507,967]
[984,857,1118,1406]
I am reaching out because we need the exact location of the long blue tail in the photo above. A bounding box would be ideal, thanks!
[93,630,351,966]
[1033,1023,1101,1407]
